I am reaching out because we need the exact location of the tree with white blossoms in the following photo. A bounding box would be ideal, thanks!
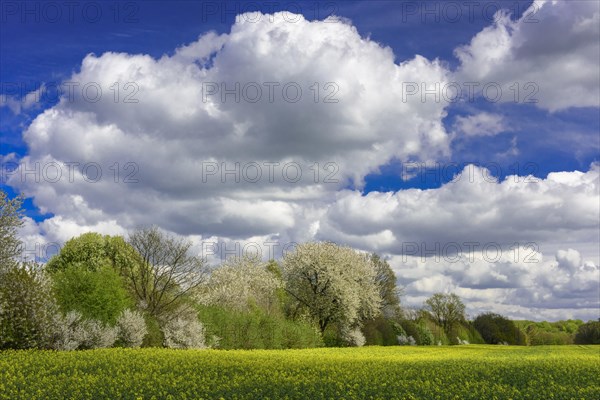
[116,309,147,348]
[51,311,118,350]
[0,191,23,269]
[0,263,58,349]
[197,255,282,314]
[51,309,146,350]
[282,242,382,334]
[341,326,366,347]
[162,308,207,349]
[50,311,85,351]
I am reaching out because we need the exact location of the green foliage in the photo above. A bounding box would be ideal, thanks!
[141,314,164,348]
[51,264,132,325]
[559,319,584,334]
[321,330,340,347]
[197,305,322,349]
[474,313,526,345]
[419,317,449,344]
[527,329,573,345]
[362,316,399,346]
[402,315,455,345]
[416,322,434,345]
[0,264,58,349]
[46,233,139,274]
[574,321,600,344]
[322,324,348,347]
[464,323,485,344]
[398,319,422,344]
[515,319,585,345]
[424,293,466,334]
[266,259,282,278]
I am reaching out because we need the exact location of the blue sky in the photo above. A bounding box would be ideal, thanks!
[1,0,599,320]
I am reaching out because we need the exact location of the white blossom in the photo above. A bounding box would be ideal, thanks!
[51,311,117,350]
[342,326,366,347]
[116,309,147,348]
[398,334,416,346]
[282,242,382,333]
[163,314,207,349]
[198,255,282,313]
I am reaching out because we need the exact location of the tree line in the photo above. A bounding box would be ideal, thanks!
[1,191,598,350]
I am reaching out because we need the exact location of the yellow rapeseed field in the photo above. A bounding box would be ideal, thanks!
[1,345,598,399]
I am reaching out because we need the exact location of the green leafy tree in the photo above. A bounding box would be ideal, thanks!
[52,263,132,325]
[46,232,141,274]
[574,320,600,344]
[424,293,466,333]
[473,313,526,345]
[46,233,137,324]
[126,226,207,320]
[362,316,400,346]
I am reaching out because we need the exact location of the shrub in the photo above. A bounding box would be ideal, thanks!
[527,329,573,345]
[141,314,164,348]
[322,325,347,347]
[342,326,366,347]
[0,264,58,349]
[51,311,84,351]
[474,313,526,345]
[419,318,450,344]
[51,264,132,325]
[198,305,322,349]
[397,334,416,345]
[399,319,435,345]
[464,323,486,344]
[162,311,207,349]
[574,321,600,344]
[116,309,147,348]
[456,337,470,345]
[51,311,118,350]
[280,319,323,349]
[79,319,118,349]
[416,323,434,345]
[362,316,400,346]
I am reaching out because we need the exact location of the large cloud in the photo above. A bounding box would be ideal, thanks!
[454,0,600,112]
[318,164,600,256]
[8,12,451,240]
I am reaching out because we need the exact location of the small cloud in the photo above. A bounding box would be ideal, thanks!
[454,112,506,137]
[0,84,46,115]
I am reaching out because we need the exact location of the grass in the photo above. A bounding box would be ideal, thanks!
[1,345,598,399]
